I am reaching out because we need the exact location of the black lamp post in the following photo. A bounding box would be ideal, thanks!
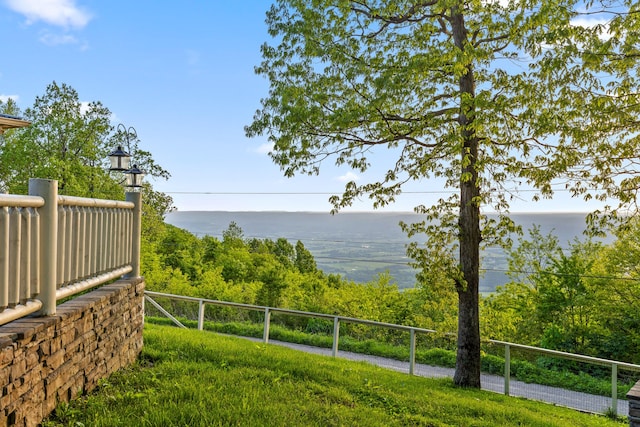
[108,146,131,172]
[125,164,145,189]
[108,124,145,191]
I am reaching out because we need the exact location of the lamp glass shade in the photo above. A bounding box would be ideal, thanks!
[125,165,145,188]
[108,146,131,171]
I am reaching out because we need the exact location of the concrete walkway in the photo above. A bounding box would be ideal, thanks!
[256,338,627,417]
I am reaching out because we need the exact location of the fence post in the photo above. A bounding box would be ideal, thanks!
[198,300,205,331]
[125,191,141,278]
[612,363,618,416]
[332,317,340,357]
[504,344,511,396]
[29,179,57,316]
[263,308,271,344]
[409,328,416,375]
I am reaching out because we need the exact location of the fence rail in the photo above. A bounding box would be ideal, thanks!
[145,290,640,417]
[0,178,141,325]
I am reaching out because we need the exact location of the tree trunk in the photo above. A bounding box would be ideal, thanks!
[454,126,482,388]
[452,7,482,388]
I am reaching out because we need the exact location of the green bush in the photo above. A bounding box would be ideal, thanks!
[481,353,504,375]
[417,348,456,368]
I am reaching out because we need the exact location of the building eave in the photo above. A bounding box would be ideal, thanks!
[0,114,30,134]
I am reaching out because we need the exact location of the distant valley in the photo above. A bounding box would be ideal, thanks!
[165,211,602,293]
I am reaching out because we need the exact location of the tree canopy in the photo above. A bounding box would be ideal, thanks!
[246,0,635,387]
[0,81,175,231]
[0,82,170,196]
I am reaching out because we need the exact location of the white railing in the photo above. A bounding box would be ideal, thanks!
[145,290,640,417]
[0,178,141,325]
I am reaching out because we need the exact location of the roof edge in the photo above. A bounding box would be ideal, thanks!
[0,114,30,133]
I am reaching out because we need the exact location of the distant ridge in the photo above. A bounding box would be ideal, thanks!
[165,211,601,292]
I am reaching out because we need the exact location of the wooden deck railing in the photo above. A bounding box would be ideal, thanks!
[0,178,141,325]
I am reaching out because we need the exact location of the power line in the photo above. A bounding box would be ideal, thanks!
[163,188,588,195]
[165,191,450,195]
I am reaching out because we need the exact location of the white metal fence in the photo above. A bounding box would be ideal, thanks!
[0,178,141,325]
[145,290,640,417]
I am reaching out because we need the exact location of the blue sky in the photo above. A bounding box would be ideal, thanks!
[0,0,608,213]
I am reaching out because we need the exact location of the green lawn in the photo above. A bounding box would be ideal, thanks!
[43,324,626,426]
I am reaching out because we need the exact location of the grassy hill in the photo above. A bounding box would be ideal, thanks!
[43,324,625,426]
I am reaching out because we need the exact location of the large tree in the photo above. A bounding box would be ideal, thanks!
[0,82,115,196]
[246,0,620,387]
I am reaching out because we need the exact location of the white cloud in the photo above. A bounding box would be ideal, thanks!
[337,171,360,182]
[0,95,19,103]
[571,16,612,40]
[254,142,273,155]
[481,0,517,9]
[4,0,92,29]
[571,17,606,28]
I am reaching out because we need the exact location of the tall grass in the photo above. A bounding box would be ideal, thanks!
[42,324,625,426]
[146,316,637,399]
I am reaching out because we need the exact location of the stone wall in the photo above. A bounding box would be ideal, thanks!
[0,278,144,427]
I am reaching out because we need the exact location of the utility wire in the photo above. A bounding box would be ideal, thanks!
[163,188,587,195]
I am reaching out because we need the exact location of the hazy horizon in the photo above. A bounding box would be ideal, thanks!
[165,211,599,292]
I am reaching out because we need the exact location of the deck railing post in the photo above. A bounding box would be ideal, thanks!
[8,207,20,306]
[125,191,141,278]
[29,178,57,316]
[0,206,8,308]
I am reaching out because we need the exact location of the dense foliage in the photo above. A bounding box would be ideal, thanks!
[484,218,640,365]
[142,220,454,336]
[143,215,640,371]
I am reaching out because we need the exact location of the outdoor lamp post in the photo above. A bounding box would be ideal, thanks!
[108,146,131,172]
[107,124,144,278]
[124,164,145,189]
[108,124,145,191]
